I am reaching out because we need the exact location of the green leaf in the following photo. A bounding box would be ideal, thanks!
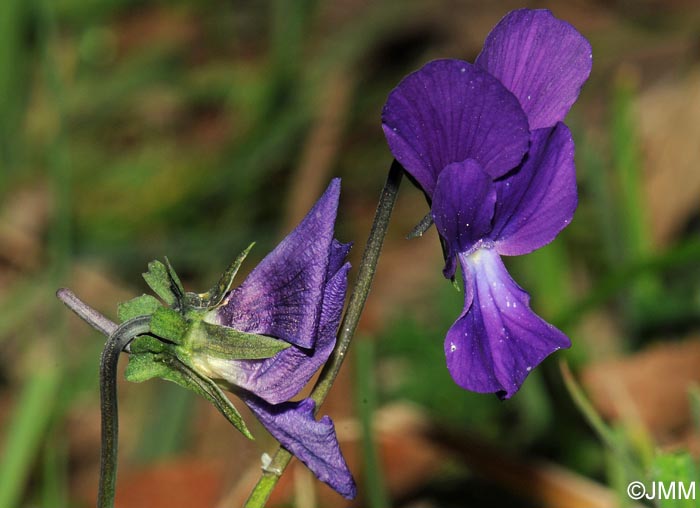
[185,243,254,309]
[118,294,162,322]
[150,307,187,343]
[143,260,177,306]
[125,352,253,439]
[190,320,291,360]
[651,452,697,508]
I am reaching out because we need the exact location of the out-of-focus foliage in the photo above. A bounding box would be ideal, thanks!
[1,1,700,507]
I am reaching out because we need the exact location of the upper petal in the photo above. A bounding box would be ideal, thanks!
[491,123,577,256]
[214,179,340,348]
[242,395,356,499]
[445,248,570,398]
[432,161,496,278]
[382,59,530,196]
[475,9,592,130]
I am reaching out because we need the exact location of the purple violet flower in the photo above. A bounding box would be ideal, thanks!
[122,180,355,497]
[204,179,355,498]
[381,9,592,398]
[183,179,355,498]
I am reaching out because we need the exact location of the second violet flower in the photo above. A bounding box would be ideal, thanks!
[381,9,592,398]
[123,179,356,498]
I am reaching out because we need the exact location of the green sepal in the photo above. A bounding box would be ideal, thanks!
[125,352,253,439]
[164,257,186,303]
[185,243,254,309]
[124,352,170,382]
[129,335,167,354]
[190,320,291,360]
[150,307,187,343]
[143,260,178,306]
[118,294,163,322]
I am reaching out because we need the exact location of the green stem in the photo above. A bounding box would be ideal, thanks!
[0,361,60,508]
[97,316,151,508]
[559,361,643,478]
[244,161,404,508]
[356,339,389,508]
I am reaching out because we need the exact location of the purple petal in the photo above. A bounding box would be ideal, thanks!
[492,123,577,256]
[475,9,592,130]
[382,59,529,195]
[214,179,340,348]
[242,395,356,499]
[218,262,349,404]
[445,248,570,398]
[431,160,496,278]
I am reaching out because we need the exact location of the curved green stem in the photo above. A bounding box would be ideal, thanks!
[244,161,404,508]
[98,316,150,508]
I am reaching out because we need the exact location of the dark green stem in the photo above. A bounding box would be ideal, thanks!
[97,316,150,508]
[244,161,404,508]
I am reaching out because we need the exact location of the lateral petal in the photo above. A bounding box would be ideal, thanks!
[492,123,577,256]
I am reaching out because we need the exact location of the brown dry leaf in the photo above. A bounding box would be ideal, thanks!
[437,428,628,508]
[576,310,624,360]
[637,69,700,245]
[0,184,51,274]
[582,337,700,440]
[114,459,225,508]
[373,403,446,498]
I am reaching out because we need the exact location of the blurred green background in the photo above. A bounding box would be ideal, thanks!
[1,0,700,507]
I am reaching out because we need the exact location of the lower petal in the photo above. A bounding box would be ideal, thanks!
[242,395,356,499]
[445,248,570,398]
